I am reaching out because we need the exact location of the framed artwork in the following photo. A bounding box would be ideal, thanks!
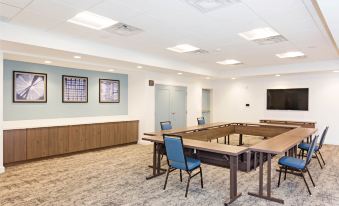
[99,79,120,103]
[62,75,88,103]
[13,71,47,103]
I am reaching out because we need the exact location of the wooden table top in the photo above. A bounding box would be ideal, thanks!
[234,122,299,129]
[260,119,316,124]
[250,127,317,154]
[142,135,248,156]
[143,122,231,136]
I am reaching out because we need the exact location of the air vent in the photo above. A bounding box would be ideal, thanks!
[183,0,240,13]
[253,35,287,45]
[190,49,209,54]
[104,23,143,36]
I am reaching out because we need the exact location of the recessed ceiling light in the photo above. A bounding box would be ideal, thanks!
[167,44,200,53]
[275,74,281,77]
[44,60,52,64]
[217,59,242,65]
[238,27,280,41]
[67,11,118,30]
[205,77,211,80]
[231,77,236,80]
[108,69,115,72]
[177,72,183,75]
[137,65,143,69]
[276,51,305,58]
[73,55,81,59]
[333,70,339,73]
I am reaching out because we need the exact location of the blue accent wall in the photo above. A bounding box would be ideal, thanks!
[3,60,128,121]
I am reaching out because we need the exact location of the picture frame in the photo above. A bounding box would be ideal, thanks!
[62,75,88,103]
[13,71,47,103]
[99,79,120,103]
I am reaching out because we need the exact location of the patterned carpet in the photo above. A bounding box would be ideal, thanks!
[1,135,339,206]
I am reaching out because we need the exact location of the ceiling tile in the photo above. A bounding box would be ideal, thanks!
[25,0,80,21]
[57,0,105,10]
[0,0,32,8]
[0,3,21,20]
[11,10,63,31]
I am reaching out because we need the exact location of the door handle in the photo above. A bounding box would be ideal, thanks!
[171,112,176,115]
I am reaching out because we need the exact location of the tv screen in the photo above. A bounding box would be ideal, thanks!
[267,88,309,111]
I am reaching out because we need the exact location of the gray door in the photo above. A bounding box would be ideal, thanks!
[202,89,211,123]
[155,84,187,131]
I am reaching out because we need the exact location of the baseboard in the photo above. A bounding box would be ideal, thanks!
[0,166,5,174]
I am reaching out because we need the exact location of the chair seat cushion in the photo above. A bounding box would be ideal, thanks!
[278,156,306,170]
[298,143,319,151]
[170,157,201,171]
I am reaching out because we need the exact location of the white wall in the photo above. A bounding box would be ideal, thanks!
[127,70,212,144]
[0,51,4,173]
[212,72,339,145]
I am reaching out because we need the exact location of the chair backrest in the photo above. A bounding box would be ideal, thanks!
[318,126,329,149]
[197,117,205,125]
[163,135,187,170]
[160,121,172,130]
[305,135,319,165]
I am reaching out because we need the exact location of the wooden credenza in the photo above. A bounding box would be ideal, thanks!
[3,120,139,164]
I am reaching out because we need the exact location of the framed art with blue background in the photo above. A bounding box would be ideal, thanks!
[13,71,47,103]
[62,75,88,103]
[99,79,120,103]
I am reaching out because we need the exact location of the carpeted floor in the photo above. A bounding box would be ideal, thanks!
[1,135,339,206]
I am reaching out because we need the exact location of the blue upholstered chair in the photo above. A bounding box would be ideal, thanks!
[160,121,172,130]
[197,117,205,125]
[298,126,328,169]
[163,134,203,197]
[277,135,319,195]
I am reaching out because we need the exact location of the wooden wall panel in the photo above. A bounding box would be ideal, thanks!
[68,125,86,153]
[3,129,27,163]
[4,121,139,164]
[115,122,127,145]
[100,123,114,147]
[27,128,49,159]
[48,126,69,156]
[85,124,101,150]
[126,121,139,143]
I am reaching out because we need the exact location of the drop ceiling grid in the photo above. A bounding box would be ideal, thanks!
[1,0,337,76]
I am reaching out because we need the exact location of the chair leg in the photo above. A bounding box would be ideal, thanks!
[217,138,219,143]
[318,151,326,165]
[200,167,203,188]
[228,135,230,145]
[315,152,323,169]
[284,166,287,180]
[278,167,282,187]
[301,150,305,160]
[306,167,316,187]
[224,136,226,144]
[180,169,182,182]
[298,149,302,159]
[185,172,191,197]
[163,168,171,190]
[301,171,312,195]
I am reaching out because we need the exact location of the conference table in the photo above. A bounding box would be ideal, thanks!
[248,127,317,204]
[143,120,316,205]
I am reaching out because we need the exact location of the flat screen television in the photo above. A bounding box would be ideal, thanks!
[267,88,309,111]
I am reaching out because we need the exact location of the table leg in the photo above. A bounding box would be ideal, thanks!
[224,155,241,205]
[146,142,166,180]
[239,134,243,146]
[248,152,284,204]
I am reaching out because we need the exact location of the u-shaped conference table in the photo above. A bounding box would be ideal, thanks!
[143,120,316,205]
